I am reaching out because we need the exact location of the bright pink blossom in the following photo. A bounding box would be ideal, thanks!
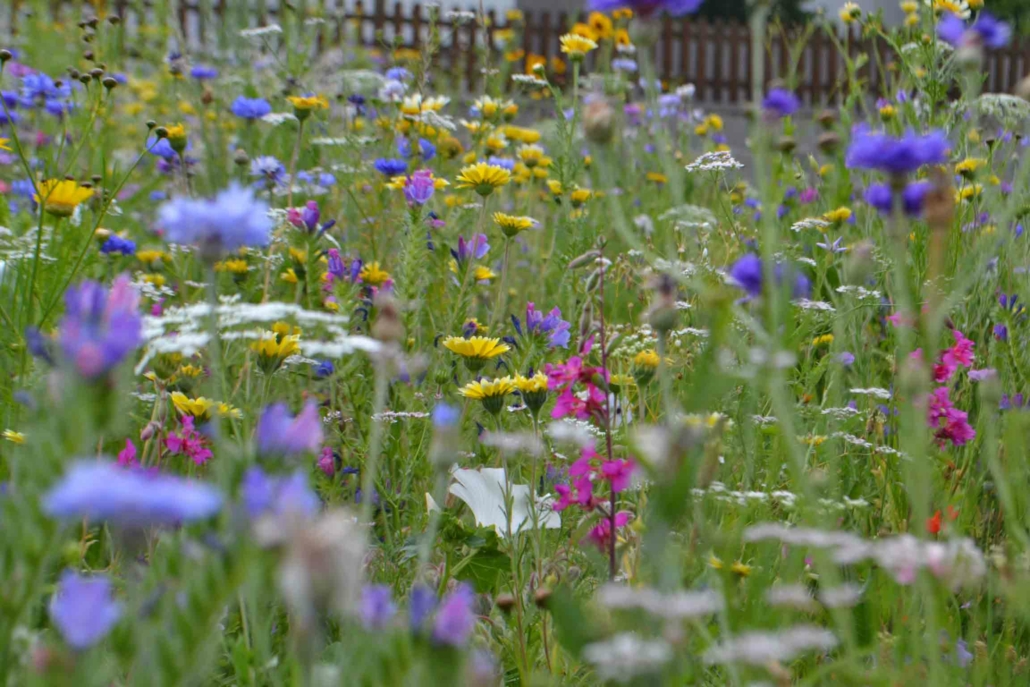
[117,439,138,468]
[165,416,213,465]
[586,511,631,551]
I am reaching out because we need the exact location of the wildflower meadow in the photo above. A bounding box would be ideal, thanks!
[3,0,1030,683]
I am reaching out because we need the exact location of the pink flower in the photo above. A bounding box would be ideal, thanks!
[317,446,336,476]
[586,511,631,551]
[886,311,912,327]
[933,360,958,383]
[165,416,213,465]
[942,330,975,368]
[926,387,976,447]
[600,459,636,493]
[117,439,138,468]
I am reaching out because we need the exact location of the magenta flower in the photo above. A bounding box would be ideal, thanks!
[927,387,976,447]
[600,458,636,493]
[116,439,138,468]
[165,416,213,465]
[287,200,320,232]
[943,330,975,368]
[587,512,631,551]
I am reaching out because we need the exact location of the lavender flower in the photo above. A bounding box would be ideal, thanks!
[256,401,324,457]
[410,585,437,630]
[55,275,142,379]
[157,183,273,254]
[515,302,571,348]
[230,96,272,120]
[50,570,122,650]
[44,461,223,526]
[432,583,476,646]
[250,156,286,185]
[451,234,490,264]
[241,467,319,520]
[762,88,800,118]
[398,137,436,162]
[402,169,436,206]
[190,65,219,80]
[863,180,932,216]
[846,127,950,175]
[360,585,398,629]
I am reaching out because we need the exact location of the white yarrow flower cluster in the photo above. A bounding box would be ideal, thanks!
[685,150,744,173]
[598,584,725,619]
[583,633,673,683]
[240,24,283,38]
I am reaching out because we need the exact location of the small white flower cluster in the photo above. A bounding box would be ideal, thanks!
[582,633,673,683]
[745,523,988,589]
[819,406,863,419]
[791,217,830,232]
[836,285,882,300]
[512,74,548,88]
[0,226,56,262]
[830,431,907,459]
[445,10,477,23]
[850,387,892,400]
[705,625,838,665]
[685,150,744,173]
[371,411,431,423]
[793,299,836,312]
[547,420,604,445]
[597,584,725,619]
[480,431,544,456]
[261,112,299,126]
[240,24,283,38]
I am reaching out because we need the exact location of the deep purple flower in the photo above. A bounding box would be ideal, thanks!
[846,127,950,175]
[288,200,321,232]
[314,359,335,378]
[326,248,346,280]
[938,12,1011,50]
[587,0,701,18]
[44,461,223,526]
[50,570,121,650]
[190,65,219,80]
[374,158,408,176]
[402,169,436,206]
[240,467,319,520]
[99,235,137,256]
[994,323,1008,341]
[256,401,324,457]
[762,88,800,118]
[523,302,571,348]
[360,585,398,629]
[230,96,272,120]
[451,234,490,264]
[57,275,142,379]
[157,183,273,252]
[728,254,763,297]
[432,583,476,646]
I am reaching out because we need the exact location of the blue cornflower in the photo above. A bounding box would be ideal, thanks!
[728,254,810,299]
[361,585,398,629]
[374,158,408,176]
[21,73,71,103]
[318,172,336,187]
[44,98,74,118]
[837,351,856,366]
[250,155,286,185]
[190,65,219,80]
[938,11,1010,50]
[762,88,800,119]
[230,96,272,120]
[50,570,122,650]
[54,275,142,379]
[313,359,335,378]
[409,585,437,630]
[397,137,436,161]
[99,235,136,255]
[846,127,950,175]
[612,58,638,73]
[432,403,460,428]
[1,90,19,109]
[256,401,324,457]
[385,67,412,82]
[863,180,932,216]
[157,183,273,253]
[44,461,223,526]
[815,236,847,254]
[240,467,319,520]
[588,0,701,17]
[486,156,515,171]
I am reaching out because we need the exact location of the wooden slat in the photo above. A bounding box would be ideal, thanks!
[695,19,708,102]
[727,21,740,103]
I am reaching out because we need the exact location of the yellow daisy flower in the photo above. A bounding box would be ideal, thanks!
[560,33,598,60]
[455,162,511,196]
[34,179,94,218]
[3,429,26,444]
[460,376,515,414]
[493,212,537,238]
[359,261,391,287]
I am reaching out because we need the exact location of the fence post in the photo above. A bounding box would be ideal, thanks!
[411,3,422,50]
[661,13,673,83]
[695,19,708,101]
[465,14,478,92]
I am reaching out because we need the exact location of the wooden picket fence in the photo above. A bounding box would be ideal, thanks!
[5,0,1030,103]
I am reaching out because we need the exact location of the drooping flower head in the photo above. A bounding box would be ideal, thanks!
[492,212,537,238]
[846,127,950,176]
[256,401,324,457]
[44,460,223,526]
[157,183,273,256]
[50,570,122,650]
[54,274,142,380]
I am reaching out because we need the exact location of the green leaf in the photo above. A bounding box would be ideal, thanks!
[454,546,510,594]
[547,586,602,659]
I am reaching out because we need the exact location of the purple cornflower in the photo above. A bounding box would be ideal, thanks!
[50,570,122,650]
[518,302,571,348]
[374,158,408,176]
[863,180,932,216]
[402,169,436,206]
[360,585,398,629]
[846,126,950,175]
[326,248,346,280]
[728,254,810,299]
[451,234,490,264]
[230,96,272,120]
[240,467,319,520]
[55,275,142,379]
[190,65,219,80]
[432,583,476,646]
[43,460,223,526]
[256,401,324,457]
[938,12,1010,50]
[762,88,800,118]
[99,235,137,256]
[157,183,273,254]
[587,0,701,18]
